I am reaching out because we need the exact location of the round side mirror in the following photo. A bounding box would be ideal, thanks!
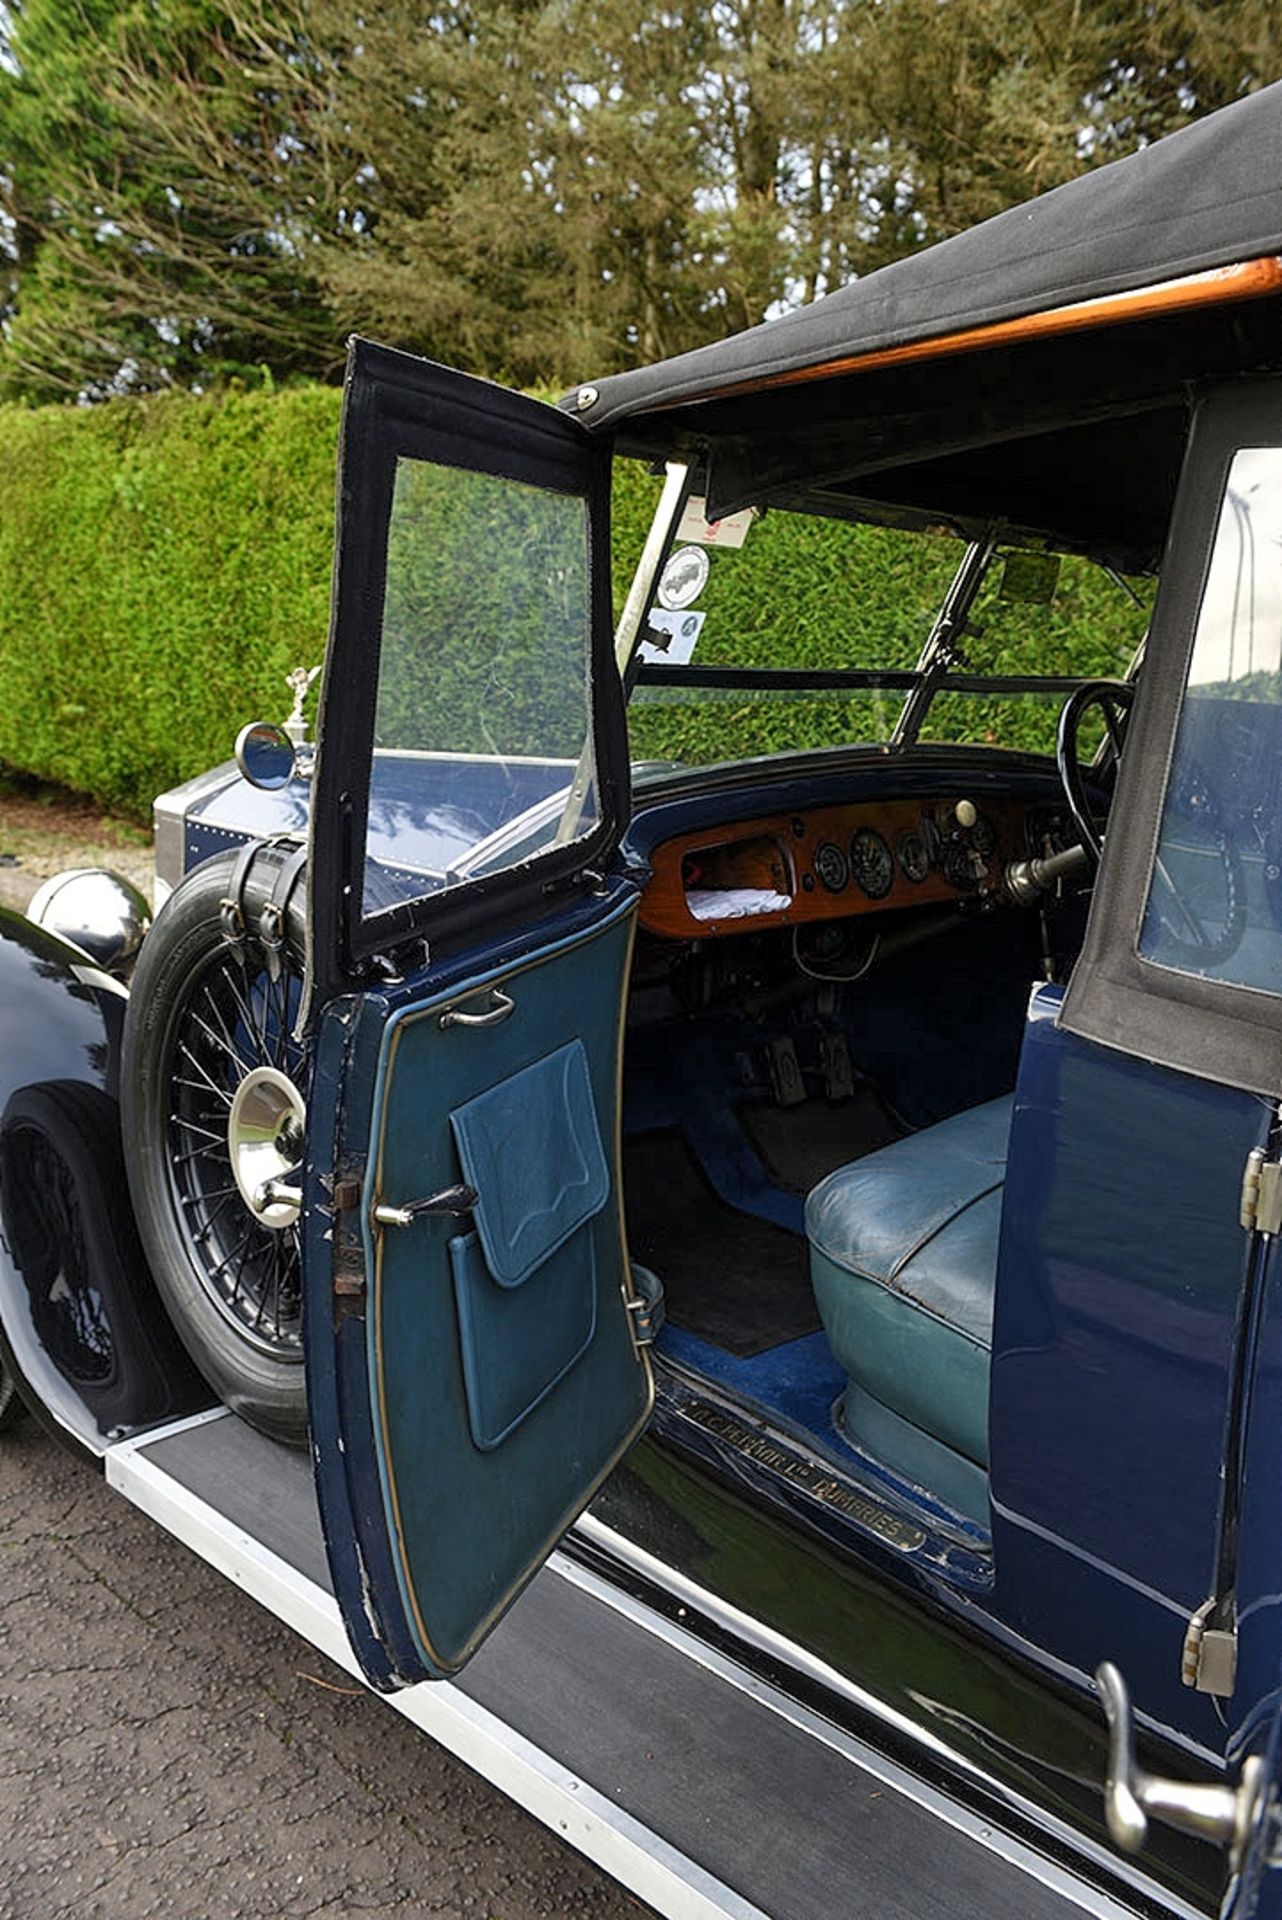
[235,721,297,792]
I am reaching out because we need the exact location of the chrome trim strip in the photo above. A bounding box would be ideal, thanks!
[152,799,185,895]
[614,459,691,675]
[105,1412,767,1920]
[571,1515,1206,1920]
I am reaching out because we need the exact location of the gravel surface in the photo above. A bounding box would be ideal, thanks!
[0,1419,655,1920]
[0,784,153,915]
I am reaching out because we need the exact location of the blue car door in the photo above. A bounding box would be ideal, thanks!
[988,385,1282,1746]
[300,341,653,1689]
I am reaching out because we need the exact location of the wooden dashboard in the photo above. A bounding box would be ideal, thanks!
[639,793,1050,939]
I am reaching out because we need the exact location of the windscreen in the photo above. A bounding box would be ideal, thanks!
[623,493,1152,776]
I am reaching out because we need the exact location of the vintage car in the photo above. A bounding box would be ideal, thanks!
[6,80,1282,1920]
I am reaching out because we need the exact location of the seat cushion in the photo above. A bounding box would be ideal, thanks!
[805,1096,1012,1468]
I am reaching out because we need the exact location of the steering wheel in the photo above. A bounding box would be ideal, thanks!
[1145,765,1247,971]
[1058,680,1246,969]
[1056,680,1134,864]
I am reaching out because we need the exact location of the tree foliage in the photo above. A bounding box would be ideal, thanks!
[0,0,335,398]
[1,0,1281,400]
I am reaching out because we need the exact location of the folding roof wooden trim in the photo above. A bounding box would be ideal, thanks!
[654,256,1282,410]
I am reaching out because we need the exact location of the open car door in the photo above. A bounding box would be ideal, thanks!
[302,341,653,1690]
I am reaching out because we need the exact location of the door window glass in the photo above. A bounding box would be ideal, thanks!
[364,456,599,919]
[1140,447,1282,989]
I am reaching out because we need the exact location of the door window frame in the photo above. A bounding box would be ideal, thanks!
[307,342,628,1009]
[1062,380,1282,1093]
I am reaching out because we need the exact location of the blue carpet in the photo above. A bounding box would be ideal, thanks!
[658,1324,846,1443]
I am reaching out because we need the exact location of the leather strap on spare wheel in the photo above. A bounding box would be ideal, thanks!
[259,843,308,983]
[217,837,302,953]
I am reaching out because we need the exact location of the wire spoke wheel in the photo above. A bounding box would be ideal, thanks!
[166,946,309,1357]
[8,1124,115,1383]
[122,849,312,1444]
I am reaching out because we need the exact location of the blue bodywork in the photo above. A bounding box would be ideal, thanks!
[0,910,208,1452]
[173,751,573,884]
[992,988,1267,1750]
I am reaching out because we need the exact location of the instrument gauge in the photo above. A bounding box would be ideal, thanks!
[850,827,894,900]
[944,842,982,891]
[898,831,930,883]
[969,812,998,860]
[813,841,849,893]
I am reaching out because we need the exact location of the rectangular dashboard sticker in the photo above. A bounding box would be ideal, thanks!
[676,496,758,547]
[639,610,705,665]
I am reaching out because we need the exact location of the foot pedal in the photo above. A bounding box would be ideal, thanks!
[820,1030,855,1100]
[766,1036,806,1106]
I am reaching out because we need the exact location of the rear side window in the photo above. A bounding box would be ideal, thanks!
[1140,446,1282,992]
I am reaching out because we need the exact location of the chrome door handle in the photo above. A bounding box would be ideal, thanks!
[373,1182,478,1228]
[1096,1663,1266,1868]
[438,988,515,1030]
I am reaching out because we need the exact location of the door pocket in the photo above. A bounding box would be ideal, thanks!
[447,1040,611,1450]
[449,1226,598,1450]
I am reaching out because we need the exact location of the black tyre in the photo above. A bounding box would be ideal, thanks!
[0,1080,184,1432]
[121,850,310,1444]
[0,1356,24,1431]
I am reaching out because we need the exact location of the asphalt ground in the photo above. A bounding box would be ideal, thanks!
[0,803,658,1919]
[0,1414,655,1920]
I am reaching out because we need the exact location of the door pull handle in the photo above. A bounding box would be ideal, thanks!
[1096,1663,1266,1867]
[373,1183,479,1228]
[438,988,515,1030]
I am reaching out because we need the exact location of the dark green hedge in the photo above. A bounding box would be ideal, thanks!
[0,385,1149,817]
[0,384,341,815]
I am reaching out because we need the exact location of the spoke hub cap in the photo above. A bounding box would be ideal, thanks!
[228,1067,307,1230]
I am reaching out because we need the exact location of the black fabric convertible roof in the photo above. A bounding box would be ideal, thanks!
[571,83,1282,438]
[562,87,1282,565]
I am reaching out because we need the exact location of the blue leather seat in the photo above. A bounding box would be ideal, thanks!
[805,1096,1012,1518]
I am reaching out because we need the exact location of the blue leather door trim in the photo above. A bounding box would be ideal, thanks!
[447,1039,609,1449]
[361,892,652,1677]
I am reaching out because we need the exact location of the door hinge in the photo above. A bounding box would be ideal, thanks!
[332,1254,367,1326]
[332,1176,362,1214]
[1239,1146,1282,1235]
[1182,1597,1238,1697]
[626,1292,659,1346]
[625,1263,665,1347]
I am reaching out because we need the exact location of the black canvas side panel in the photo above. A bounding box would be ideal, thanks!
[1062,380,1282,1094]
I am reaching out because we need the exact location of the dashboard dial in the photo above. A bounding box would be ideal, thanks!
[969,811,998,860]
[944,841,982,891]
[813,841,848,892]
[850,827,894,900]
[897,831,930,883]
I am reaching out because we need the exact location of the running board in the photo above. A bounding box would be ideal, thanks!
[105,1411,1191,1920]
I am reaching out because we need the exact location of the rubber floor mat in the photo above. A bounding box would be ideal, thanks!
[624,1131,820,1356]
[738,1086,902,1196]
